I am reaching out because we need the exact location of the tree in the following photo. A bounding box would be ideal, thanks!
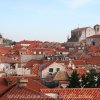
[44,80,59,88]
[81,74,87,88]
[68,70,80,88]
[10,41,16,45]
[81,69,97,88]
[97,73,100,88]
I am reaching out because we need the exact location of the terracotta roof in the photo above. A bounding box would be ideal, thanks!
[32,64,40,75]
[0,76,53,100]
[68,49,78,55]
[0,85,54,100]
[40,61,66,71]
[56,48,67,52]
[41,88,100,100]
[45,49,56,55]
[0,77,17,94]
[86,56,100,65]
[59,81,68,84]
[39,61,55,71]
[75,68,86,76]
[56,60,69,66]
[88,46,100,52]
[0,78,9,94]
[0,75,40,80]
[25,60,43,68]
[27,78,47,92]
[53,71,68,81]
[0,55,19,63]
[72,60,86,66]
[0,47,11,55]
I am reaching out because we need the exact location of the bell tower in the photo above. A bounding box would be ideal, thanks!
[94,24,100,35]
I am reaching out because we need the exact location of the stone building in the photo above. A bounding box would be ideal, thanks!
[66,24,100,47]
[86,35,100,46]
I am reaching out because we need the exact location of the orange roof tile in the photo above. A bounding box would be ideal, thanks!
[0,47,11,55]
[0,85,54,100]
[86,56,100,65]
[56,60,69,66]
[72,60,86,66]
[0,55,19,63]
[88,46,100,52]
[32,64,40,75]
[27,78,47,92]
[0,77,17,94]
[56,48,67,52]
[75,68,86,76]
[41,88,100,100]
[39,61,55,71]
[0,77,53,100]
[25,60,43,68]
[0,78,8,94]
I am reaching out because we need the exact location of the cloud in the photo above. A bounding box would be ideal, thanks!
[68,0,93,9]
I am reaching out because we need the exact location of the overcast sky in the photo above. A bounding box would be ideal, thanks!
[0,0,100,42]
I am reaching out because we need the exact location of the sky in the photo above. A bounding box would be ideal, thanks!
[0,0,100,42]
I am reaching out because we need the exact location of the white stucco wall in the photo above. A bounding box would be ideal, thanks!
[0,38,3,44]
[86,27,95,38]
[79,27,95,42]
[79,30,86,42]
[16,68,31,75]
[42,62,66,78]
[0,63,10,71]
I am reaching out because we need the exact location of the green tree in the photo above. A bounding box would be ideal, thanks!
[68,70,80,88]
[11,41,16,45]
[97,73,100,88]
[44,80,59,88]
[81,74,87,88]
[82,69,97,88]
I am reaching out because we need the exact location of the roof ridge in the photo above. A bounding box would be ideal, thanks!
[0,82,17,97]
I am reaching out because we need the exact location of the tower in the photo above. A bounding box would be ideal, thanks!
[94,24,100,35]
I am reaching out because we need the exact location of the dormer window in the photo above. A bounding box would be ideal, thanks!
[21,52,22,55]
[33,51,36,54]
[39,51,41,54]
[56,68,60,72]
[49,68,53,72]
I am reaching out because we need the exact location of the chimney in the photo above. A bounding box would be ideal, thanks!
[17,78,28,88]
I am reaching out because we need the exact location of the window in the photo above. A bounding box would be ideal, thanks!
[60,52,62,55]
[33,51,36,54]
[92,41,95,45]
[49,68,53,72]
[39,51,41,54]
[56,68,60,72]
[97,28,99,31]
